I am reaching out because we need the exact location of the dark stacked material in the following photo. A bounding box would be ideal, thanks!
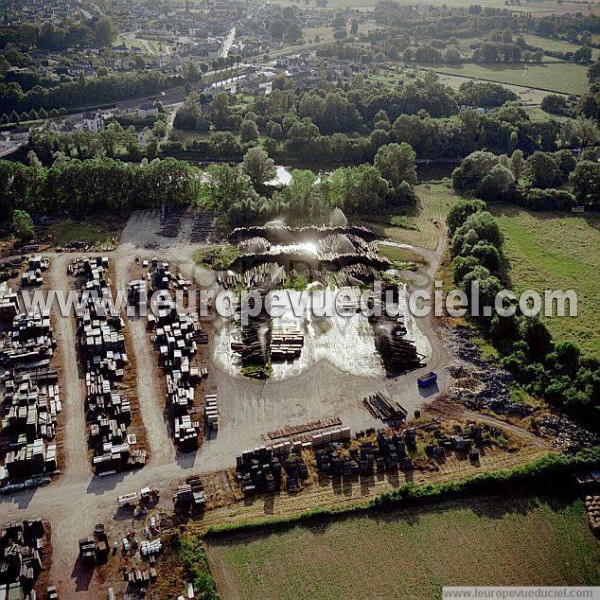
[0,519,48,598]
[190,211,214,244]
[369,282,424,375]
[235,446,309,495]
[363,392,407,422]
[315,430,413,477]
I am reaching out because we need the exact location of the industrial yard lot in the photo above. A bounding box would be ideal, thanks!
[1,183,597,598]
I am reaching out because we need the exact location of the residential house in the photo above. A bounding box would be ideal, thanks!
[137,102,159,119]
[82,112,105,133]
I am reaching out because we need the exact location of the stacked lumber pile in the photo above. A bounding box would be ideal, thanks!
[363,392,408,422]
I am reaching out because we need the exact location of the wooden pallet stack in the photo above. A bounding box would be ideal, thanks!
[204,394,219,431]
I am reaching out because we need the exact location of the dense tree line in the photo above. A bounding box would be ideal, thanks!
[0,17,117,51]
[0,157,202,217]
[577,61,600,121]
[170,83,592,165]
[0,71,183,116]
[452,144,600,209]
[448,199,599,422]
[199,142,417,227]
[0,140,418,226]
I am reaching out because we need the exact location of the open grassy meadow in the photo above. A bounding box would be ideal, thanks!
[207,495,600,600]
[376,182,456,251]
[49,216,126,248]
[491,206,600,359]
[426,62,590,95]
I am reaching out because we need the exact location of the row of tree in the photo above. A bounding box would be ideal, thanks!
[0,18,117,51]
[0,71,182,116]
[0,157,202,217]
[448,199,599,422]
[0,141,418,223]
[452,147,600,208]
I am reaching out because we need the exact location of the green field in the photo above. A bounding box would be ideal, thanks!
[525,105,571,122]
[378,243,427,265]
[425,62,589,95]
[521,34,580,54]
[520,34,599,61]
[207,495,600,599]
[492,205,600,359]
[274,0,597,13]
[377,182,456,251]
[49,217,125,248]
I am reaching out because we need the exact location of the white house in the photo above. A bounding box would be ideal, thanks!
[82,112,105,133]
[137,127,154,147]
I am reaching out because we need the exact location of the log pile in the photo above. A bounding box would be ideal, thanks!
[158,204,184,238]
[190,211,214,244]
[363,392,408,422]
[268,418,342,440]
[369,283,424,375]
[74,257,143,474]
[585,496,600,536]
[139,261,204,451]
[0,519,49,599]
[271,324,304,362]
[0,292,60,484]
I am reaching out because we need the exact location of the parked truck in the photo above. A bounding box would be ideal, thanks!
[117,492,140,508]
[117,487,159,509]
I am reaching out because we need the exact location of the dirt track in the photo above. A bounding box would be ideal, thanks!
[112,256,175,467]
[48,256,91,484]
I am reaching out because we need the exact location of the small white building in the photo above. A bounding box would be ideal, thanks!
[137,128,154,147]
[82,111,105,133]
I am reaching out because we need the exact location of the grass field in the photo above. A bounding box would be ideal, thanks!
[525,105,571,122]
[207,494,600,599]
[410,67,553,104]
[114,35,167,55]
[378,243,427,265]
[521,33,580,53]
[520,34,600,61]
[49,216,126,248]
[424,62,590,95]
[365,182,456,251]
[274,0,599,13]
[491,205,600,359]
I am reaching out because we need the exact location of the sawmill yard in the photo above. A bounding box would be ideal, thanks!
[2,0,600,593]
[2,183,598,598]
[0,181,598,599]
